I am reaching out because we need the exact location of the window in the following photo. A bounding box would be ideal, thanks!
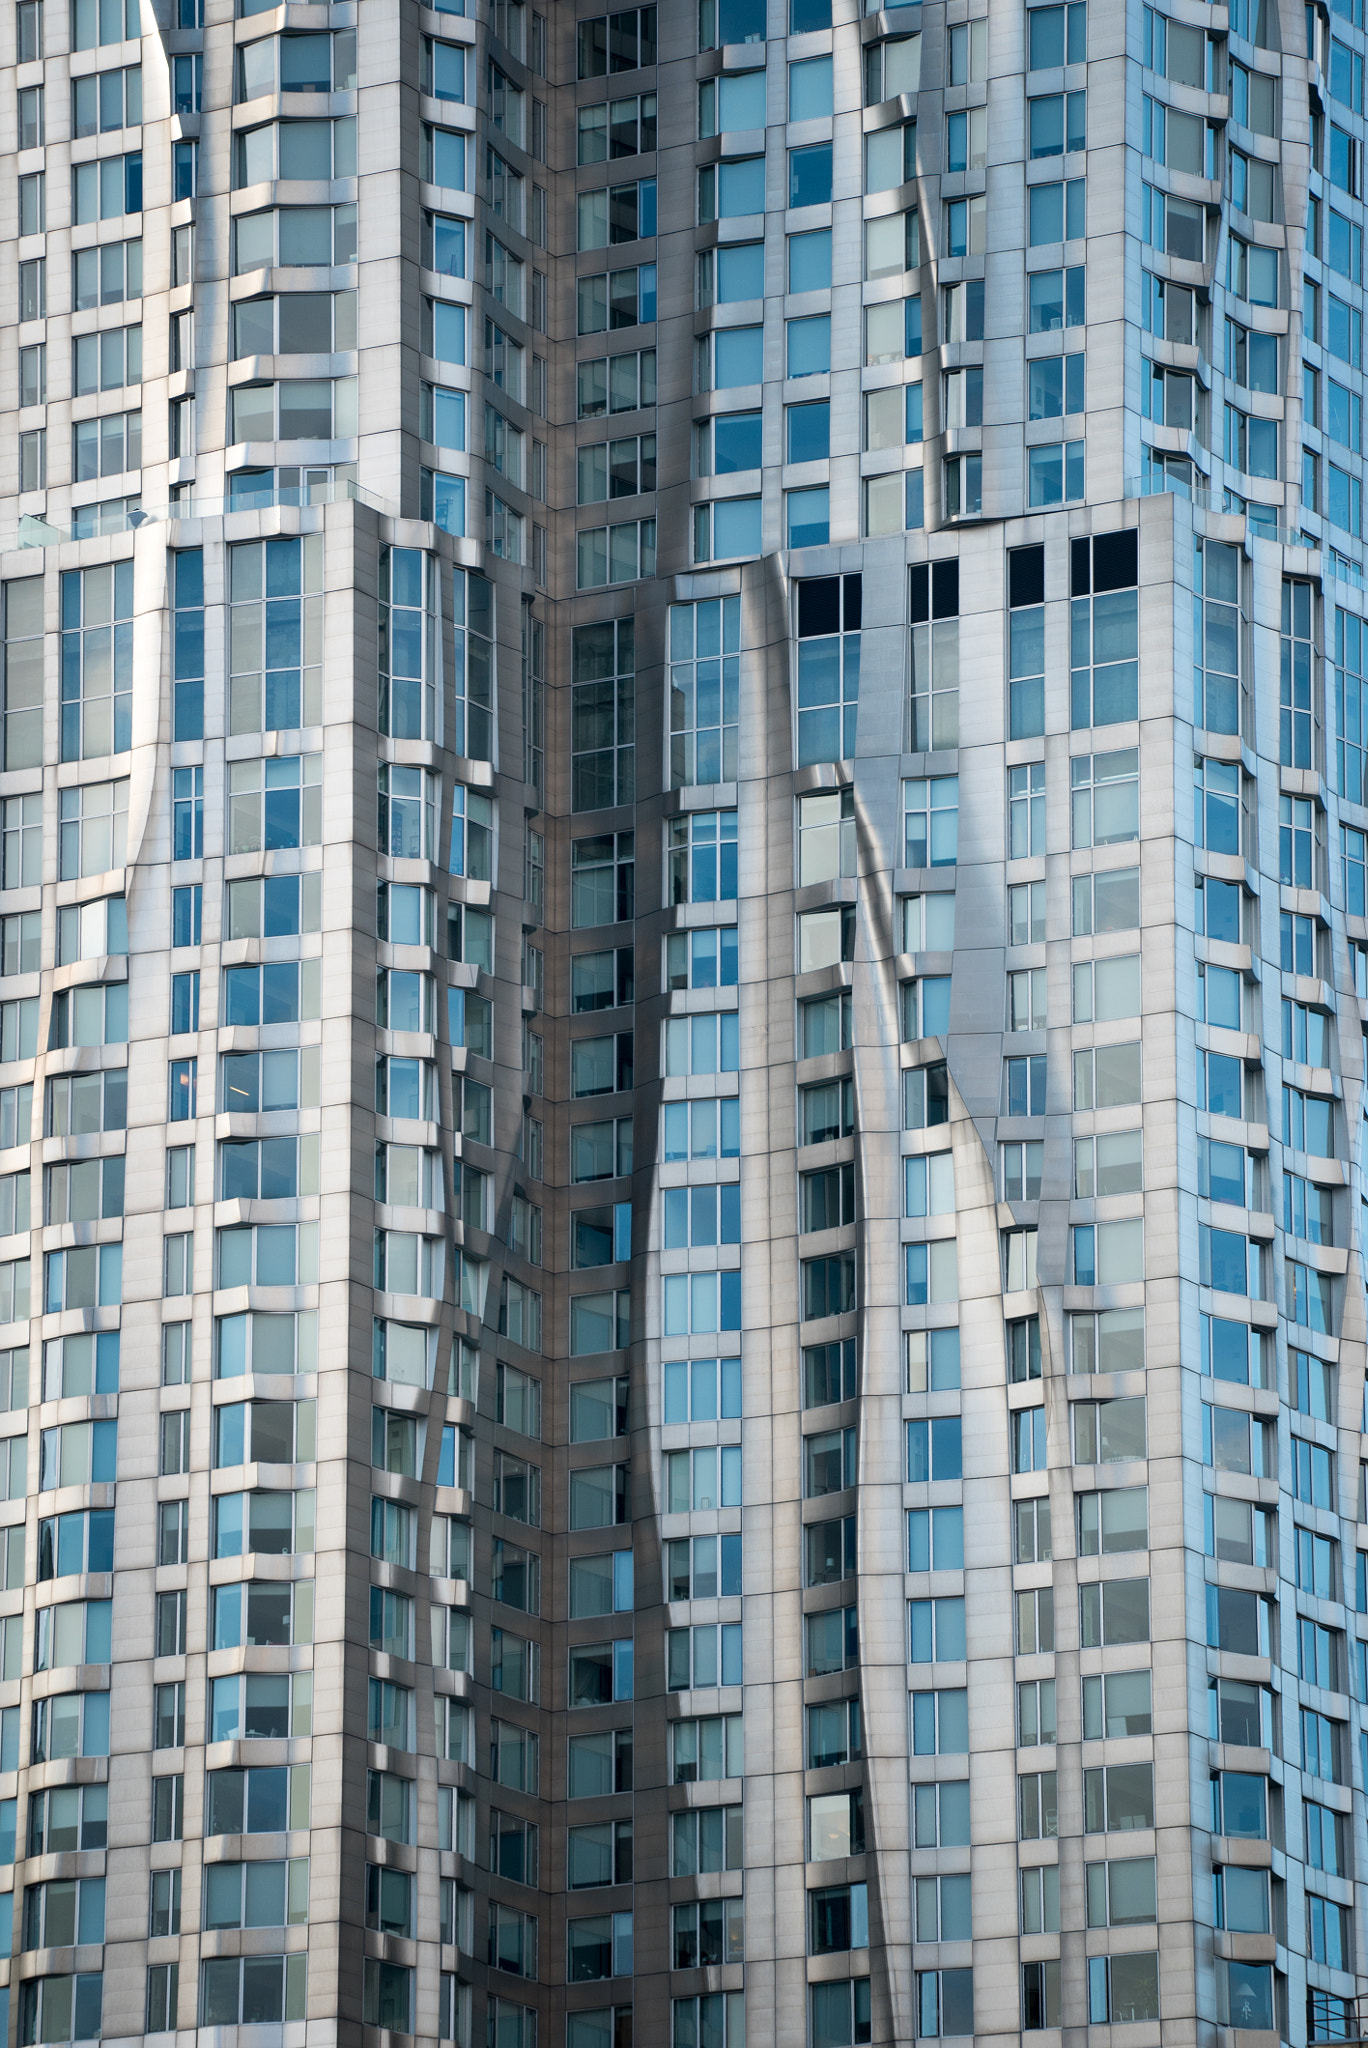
[903,776,958,868]
[1074,1132,1143,1200]
[1006,1312,1042,1377]
[224,958,321,1032]
[906,1330,959,1396]
[1017,1677,1056,1752]
[235,30,354,98]
[1206,1676,1263,1750]
[1292,1347,1335,1421]
[896,1163,950,1220]
[198,1954,309,2029]
[898,1787,964,1864]
[1029,352,1085,422]
[863,113,917,198]
[35,1594,112,1669]
[902,562,961,751]
[905,1239,957,1305]
[858,26,923,105]
[218,1133,317,1203]
[568,1190,630,1268]
[0,591,42,803]
[573,3,651,67]
[231,204,355,277]
[59,564,135,763]
[58,232,127,303]
[222,752,323,856]
[907,1507,964,1575]
[578,432,655,503]
[668,1619,740,1691]
[863,387,921,487]
[26,1784,105,1866]
[70,146,143,224]
[1082,1761,1155,1834]
[567,618,636,809]
[1295,1526,1338,1598]
[565,1908,634,1990]
[864,295,921,372]
[577,349,655,422]
[664,1438,739,1511]
[1064,753,1146,856]
[692,494,762,565]
[1006,967,1047,1032]
[572,1115,634,1184]
[790,577,862,768]
[1291,1431,1335,1508]
[579,90,656,163]
[1301,1701,1344,1774]
[664,596,741,788]
[1181,538,1243,741]
[916,1970,973,2040]
[662,997,737,1072]
[1142,355,1199,436]
[1223,395,1280,480]
[803,1503,856,1585]
[0,1349,28,1419]
[577,263,656,333]
[1081,1576,1150,1646]
[668,1715,740,1789]
[798,903,854,975]
[661,817,736,919]
[1073,1042,1142,1111]
[44,1246,120,1313]
[446,789,494,892]
[1284,1172,1335,1246]
[900,898,955,969]
[1012,1407,1047,1477]
[17,252,47,329]
[1074,1217,1144,1285]
[1278,792,1322,892]
[1336,604,1368,808]
[569,1451,631,1527]
[199,1860,308,1937]
[906,1419,962,1484]
[31,1691,110,1761]
[1000,775,1047,889]
[999,1056,1040,1122]
[231,113,354,191]
[146,1949,179,2031]
[213,1488,314,1560]
[19,1977,106,2045]
[213,1398,315,1472]
[778,230,835,301]
[1073,1396,1146,1463]
[792,1341,857,1413]
[1203,1402,1273,1478]
[578,177,656,251]
[417,297,468,385]
[44,1070,121,1143]
[787,485,830,550]
[211,1585,310,1667]
[1015,1499,1048,1556]
[1283,1085,1335,1158]
[805,1883,867,1963]
[697,155,765,224]
[795,1075,854,1150]
[1030,86,1086,159]
[363,552,441,753]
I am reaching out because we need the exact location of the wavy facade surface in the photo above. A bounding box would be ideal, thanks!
[0,0,1366,2044]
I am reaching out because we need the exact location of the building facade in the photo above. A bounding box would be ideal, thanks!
[0,0,1365,2044]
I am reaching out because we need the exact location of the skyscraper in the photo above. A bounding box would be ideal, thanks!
[0,0,1365,2042]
